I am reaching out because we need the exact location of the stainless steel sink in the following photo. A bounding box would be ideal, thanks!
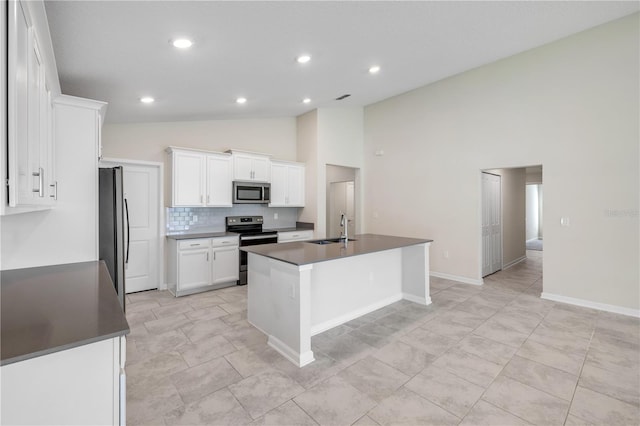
[306,238,357,245]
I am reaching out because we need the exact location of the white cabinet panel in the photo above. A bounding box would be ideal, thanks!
[212,246,239,284]
[168,236,239,296]
[7,1,55,210]
[0,337,122,426]
[168,148,232,207]
[269,161,305,207]
[230,152,271,182]
[172,151,205,206]
[177,248,211,291]
[206,154,232,206]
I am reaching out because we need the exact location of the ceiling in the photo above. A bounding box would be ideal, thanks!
[44,1,639,124]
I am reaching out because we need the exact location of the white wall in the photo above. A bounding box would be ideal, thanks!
[297,110,318,226]
[297,107,364,237]
[102,117,297,205]
[363,14,639,310]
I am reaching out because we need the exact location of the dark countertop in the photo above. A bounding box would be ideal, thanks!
[241,233,432,266]
[1,261,130,366]
[265,221,315,233]
[166,231,238,240]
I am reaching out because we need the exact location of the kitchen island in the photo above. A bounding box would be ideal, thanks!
[242,234,432,367]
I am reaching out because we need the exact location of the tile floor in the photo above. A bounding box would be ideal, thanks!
[125,251,640,425]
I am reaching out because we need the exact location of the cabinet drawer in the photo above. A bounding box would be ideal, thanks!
[278,230,314,243]
[178,239,211,250]
[211,236,239,248]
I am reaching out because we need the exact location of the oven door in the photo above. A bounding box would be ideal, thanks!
[238,233,278,284]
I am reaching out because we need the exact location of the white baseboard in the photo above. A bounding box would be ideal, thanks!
[267,335,315,367]
[541,292,640,318]
[403,293,432,306]
[503,255,526,270]
[310,293,403,336]
[430,271,483,286]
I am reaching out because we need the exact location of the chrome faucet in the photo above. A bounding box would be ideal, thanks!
[340,213,349,243]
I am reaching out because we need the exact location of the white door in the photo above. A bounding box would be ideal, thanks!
[482,172,502,277]
[123,164,160,292]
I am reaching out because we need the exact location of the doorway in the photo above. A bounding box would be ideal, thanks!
[100,159,163,293]
[326,165,358,239]
[328,181,355,238]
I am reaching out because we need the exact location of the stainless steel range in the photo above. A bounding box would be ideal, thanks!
[226,216,278,285]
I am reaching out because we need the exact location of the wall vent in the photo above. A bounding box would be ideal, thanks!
[335,94,351,101]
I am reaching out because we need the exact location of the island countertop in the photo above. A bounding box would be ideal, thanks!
[241,233,432,266]
[1,261,130,366]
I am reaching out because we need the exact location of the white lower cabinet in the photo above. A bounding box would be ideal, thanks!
[278,230,314,243]
[0,336,125,426]
[168,236,239,296]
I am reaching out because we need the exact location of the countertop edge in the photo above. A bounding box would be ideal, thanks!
[1,328,129,367]
[242,236,433,266]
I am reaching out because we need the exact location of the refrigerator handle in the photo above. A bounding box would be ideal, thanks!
[124,198,130,265]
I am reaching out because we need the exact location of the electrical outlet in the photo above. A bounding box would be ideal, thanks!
[274,212,278,220]
[444,250,449,259]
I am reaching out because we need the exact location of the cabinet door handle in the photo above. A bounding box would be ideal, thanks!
[49,181,57,200]
[207,195,210,204]
[213,252,216,261]
[32,167,44,197]
[206,252,209,261]
[200,195,203,204]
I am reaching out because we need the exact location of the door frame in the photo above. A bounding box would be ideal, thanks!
[100,157,165,290]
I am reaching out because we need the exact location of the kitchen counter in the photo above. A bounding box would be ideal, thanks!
[1,261,130,365]
[166,231,237,240]
[242,233,432,266]
[264,221,315,233]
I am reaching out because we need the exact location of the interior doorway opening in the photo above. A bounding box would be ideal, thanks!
[480,165,544,296]
[326,165,358,239]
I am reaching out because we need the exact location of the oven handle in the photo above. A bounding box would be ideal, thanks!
[240,234,277,241]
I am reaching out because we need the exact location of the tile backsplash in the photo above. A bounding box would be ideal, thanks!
[166,205,300,233]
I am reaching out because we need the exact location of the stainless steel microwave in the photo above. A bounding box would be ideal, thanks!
[233,181,270,204]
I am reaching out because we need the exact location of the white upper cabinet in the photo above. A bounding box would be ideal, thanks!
[167,148,232,207]
[4,0,60,214]
[172,150,206,206]
[269,160,305,207]
[206,154,233,207]
[229,151,271,182]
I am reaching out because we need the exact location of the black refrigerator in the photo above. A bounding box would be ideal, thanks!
[99,167,127,311]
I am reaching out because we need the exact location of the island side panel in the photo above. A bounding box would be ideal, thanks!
[247,253,315,367]
[310,248,403,335]
[401,242,432,305]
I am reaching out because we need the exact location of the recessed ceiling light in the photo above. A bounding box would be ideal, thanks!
[368,65,381,74]
[140,96,155,104]
[302,98,311,104]
[236,97,247,104]
[296,54,311,64]
[172,38,193,49]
